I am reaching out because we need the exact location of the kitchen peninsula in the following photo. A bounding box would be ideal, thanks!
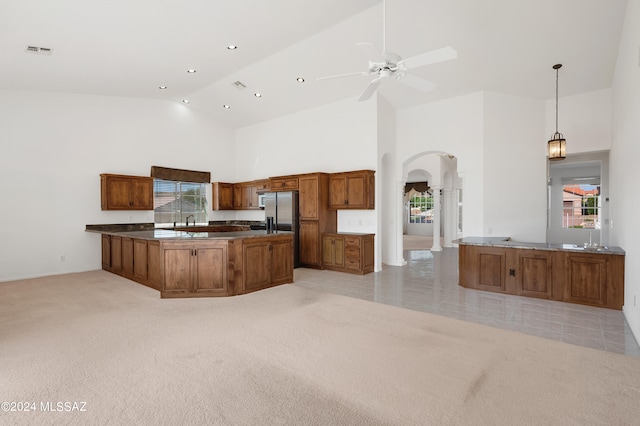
[87,225,293,298]
[456,237,625,309]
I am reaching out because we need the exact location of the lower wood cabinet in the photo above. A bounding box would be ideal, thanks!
[101,233,294,298]
[322,233,374,275]
[322,235,345,269]
[458,244,624,309]
[162,242,228,296]
[300,221,322,268]
[102,235,122,274]
[242,238,293,293]
[122,237,134,279]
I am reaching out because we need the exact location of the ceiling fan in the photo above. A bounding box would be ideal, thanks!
[316,0,457,101]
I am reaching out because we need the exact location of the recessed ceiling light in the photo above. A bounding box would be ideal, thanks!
[297,77,305,83]
[182,99,190,104]
[254,93,262,98]
[223,104,230,109]
[187,69,196,73]
[158,86,167,89]
[227,45,237,50]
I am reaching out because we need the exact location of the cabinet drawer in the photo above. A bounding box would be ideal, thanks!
[270,177,299,191]
[345,237,360,247]
[345,258,361,270]
[345,247,360,258]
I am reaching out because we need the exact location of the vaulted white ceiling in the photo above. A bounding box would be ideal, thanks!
[0,0,628,128]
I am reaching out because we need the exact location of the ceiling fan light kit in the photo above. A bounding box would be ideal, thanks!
[548,63,566,161]
[316,0,457,101]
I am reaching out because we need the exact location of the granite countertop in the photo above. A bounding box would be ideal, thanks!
[453,237,625,255]
[86,228,292,241]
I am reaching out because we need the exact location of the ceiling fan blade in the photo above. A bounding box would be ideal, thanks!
[400,46,457,70]
[356,42,385,63]
[316,71,369,81]
[358,78,382,101]
[397,74,437,92]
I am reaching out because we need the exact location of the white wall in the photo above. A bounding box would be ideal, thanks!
[397,93,484,237]
[0,90,235,282]
[483,92,546,242]
[235,97,377,178]
[546,89,613,155]
[611,0,640,343]
[234,96,379,228]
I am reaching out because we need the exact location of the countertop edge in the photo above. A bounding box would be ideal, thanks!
[453,237,625,255]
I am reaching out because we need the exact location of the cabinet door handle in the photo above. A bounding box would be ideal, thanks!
[509,268,516,277]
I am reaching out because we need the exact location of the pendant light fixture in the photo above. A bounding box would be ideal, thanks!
[548,64,566,161]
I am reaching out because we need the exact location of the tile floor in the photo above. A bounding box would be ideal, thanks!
[294,248,640,358]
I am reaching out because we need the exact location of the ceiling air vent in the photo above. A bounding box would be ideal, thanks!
[232,81,246,90]
[25,45,53,56]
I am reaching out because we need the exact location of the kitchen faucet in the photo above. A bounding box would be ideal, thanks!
[185,215,194,226]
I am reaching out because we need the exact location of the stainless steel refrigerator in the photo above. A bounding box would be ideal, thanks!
[264,191,300,267]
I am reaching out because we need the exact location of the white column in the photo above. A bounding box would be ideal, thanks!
[396,179,408,265]
[431,185,442,252]
[443,188,454,248]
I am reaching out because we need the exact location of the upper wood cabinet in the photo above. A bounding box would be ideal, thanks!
[241,182,260,209]
[269,175,299,192]
[213,181,261,211]
[212,182,235,210]
[254,179,271,193]
[329,170,375,209]
[101,174,153,210]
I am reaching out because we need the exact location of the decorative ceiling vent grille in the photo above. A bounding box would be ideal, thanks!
[25,45,53,55]
[232,81,246,90]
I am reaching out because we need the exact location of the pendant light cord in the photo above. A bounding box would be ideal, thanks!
[555,66,559,134]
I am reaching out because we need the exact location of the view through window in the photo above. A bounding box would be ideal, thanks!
[154,179,208,226]
[408,193,434,224]
[562,183,600,229]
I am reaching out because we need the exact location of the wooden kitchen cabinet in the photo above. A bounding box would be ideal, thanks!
[229,181,260,210]
[254,179,271,193]
[322,234,345,268]
[300,220,321,267]
[147,241,161,289]
[241,182,260,209]
[99,232,294,298]
[133,239,149,282]
[329,170,375,209]
[269,175,299,192]
[101,234,122,273]
[100,174,153,210]
[562,253,622,308]
[162,241,229,296]
[458,244,624,309]
[212,182,235,210]
[517,250,553,299]
[121,237,134,279]
[344,235,374,274]
[323,233,374,274]
[242,237,293,293]
[298,173,336,269]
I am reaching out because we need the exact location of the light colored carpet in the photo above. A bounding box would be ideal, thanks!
[2,270,640,425]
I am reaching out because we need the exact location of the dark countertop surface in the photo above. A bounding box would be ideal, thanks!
[86,228,293,241]
[454,237,625,255]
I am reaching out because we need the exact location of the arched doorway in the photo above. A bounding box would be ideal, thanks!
[402,152,460,253]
